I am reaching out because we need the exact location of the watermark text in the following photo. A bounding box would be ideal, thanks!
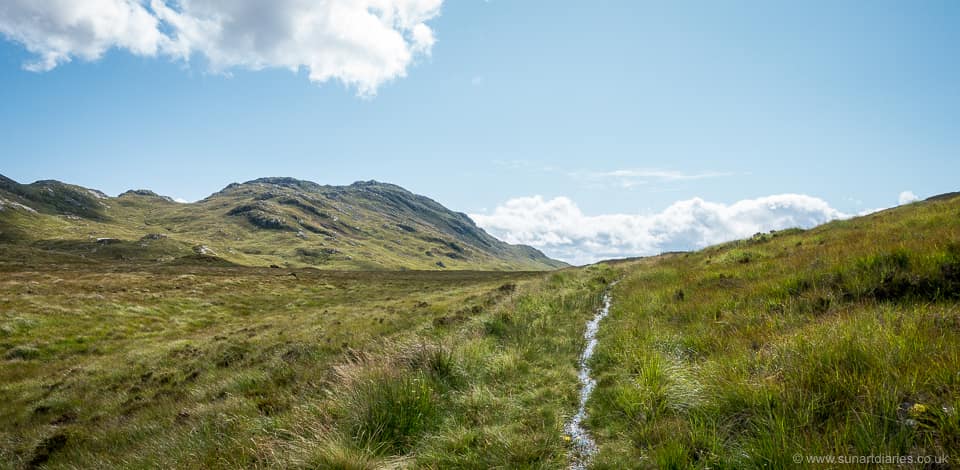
[793,453,949,466]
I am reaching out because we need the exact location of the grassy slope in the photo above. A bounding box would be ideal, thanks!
[588,195,960,468]
[0,176,566,272]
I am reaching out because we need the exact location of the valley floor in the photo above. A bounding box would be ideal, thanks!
[0,263,612,468]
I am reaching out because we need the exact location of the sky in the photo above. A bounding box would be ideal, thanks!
[0,1,958,264]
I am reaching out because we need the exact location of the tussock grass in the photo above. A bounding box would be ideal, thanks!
[309,265,617,468]
[0,267,544,468]
[589,195,960,468]
[338,370,438,454]
[0,257,615,468]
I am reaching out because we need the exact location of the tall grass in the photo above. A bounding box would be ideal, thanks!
[0,268,540,468]
[340,370,438,454]
[588,196,960,468]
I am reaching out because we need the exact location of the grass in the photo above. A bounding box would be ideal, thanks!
[298,265,617,469]
[0,257,615,468]
[3,184,958,468]
[0,264,541,468]
[587,195,960,468]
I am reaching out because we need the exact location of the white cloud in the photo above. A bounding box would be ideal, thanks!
[593,169,734,181]
[0,0,443,96]
[173,197,189,203]
[471,194,848,265]
[0,0,166,71]
[898,190,919,205]
[568,168,735,190]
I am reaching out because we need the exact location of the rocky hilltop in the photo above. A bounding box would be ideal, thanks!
[0,175,567,270]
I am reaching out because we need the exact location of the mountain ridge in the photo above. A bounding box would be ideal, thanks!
[0,174,567,271]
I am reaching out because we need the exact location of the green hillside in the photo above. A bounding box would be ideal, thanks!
[0,175,566,271]
[0,188,957,468]
[587,193,960,467]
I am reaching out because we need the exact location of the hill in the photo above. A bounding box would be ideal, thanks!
[585,192,960,467]
[0,175,566,271]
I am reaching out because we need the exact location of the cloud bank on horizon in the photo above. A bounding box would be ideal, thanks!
[0,0,443,96]
[470,193,908,266]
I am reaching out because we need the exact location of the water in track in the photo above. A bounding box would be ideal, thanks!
[566,281,617,469]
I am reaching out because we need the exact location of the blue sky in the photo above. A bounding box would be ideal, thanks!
[0,1,957,262]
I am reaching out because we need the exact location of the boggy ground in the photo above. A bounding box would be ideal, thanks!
[0,262,615,468]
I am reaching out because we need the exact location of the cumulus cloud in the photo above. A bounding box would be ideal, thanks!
[0,0,443,95]
[898,190,919,205]
[0,0,165,71]
[471,194,848,265]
